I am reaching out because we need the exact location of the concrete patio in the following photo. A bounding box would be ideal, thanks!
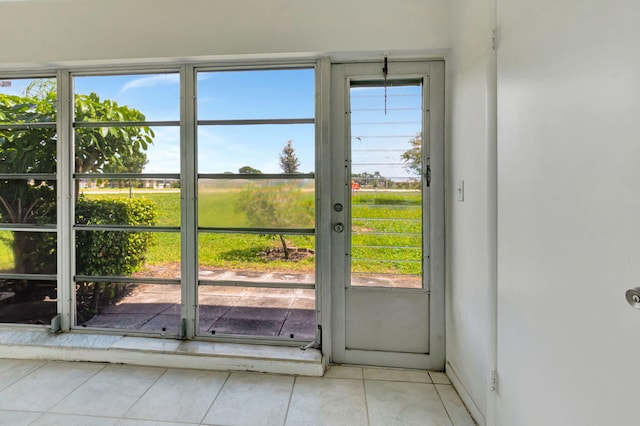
[81,271,318,340]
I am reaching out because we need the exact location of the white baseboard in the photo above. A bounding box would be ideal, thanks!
[446,361,487,426]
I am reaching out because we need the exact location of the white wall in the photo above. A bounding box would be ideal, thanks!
[447,0,496,424]
[496,0,640,424]
[0,0,450,68]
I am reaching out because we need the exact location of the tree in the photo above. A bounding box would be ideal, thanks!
[279,140,300,173]
[238,166,262,174]
[236,182,313,260]
[0,89,153,279]
[238,140,310,260]
[102,149,148,175]
[74,93,154,194]
[401,132,422,176]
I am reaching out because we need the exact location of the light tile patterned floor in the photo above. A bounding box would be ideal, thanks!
[0,360,475,426]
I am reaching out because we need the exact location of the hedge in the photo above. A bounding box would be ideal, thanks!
[75,196,157,321]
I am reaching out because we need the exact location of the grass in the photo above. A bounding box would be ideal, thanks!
[0,188,423,275]
[0,231,13,268]
[351,191,422,275]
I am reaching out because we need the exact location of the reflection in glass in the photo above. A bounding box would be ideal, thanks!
[197,124,314,174]
[0,230,56,275]
[197,68,314,120]
[0,78,57,124]
[0,279,57,325]
[198,178,314,229]
[198,285,316,339]
[73,73,179,122]
[75,282,181,332]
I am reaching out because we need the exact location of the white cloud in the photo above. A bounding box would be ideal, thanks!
[119,74,179,94]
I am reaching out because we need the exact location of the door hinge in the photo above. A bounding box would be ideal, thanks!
[491,28,498,51]
[490,368,498,392]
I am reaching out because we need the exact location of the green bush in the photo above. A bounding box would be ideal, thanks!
[236,182,314,259]
[75,197,157,320]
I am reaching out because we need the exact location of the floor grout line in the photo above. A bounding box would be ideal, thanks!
[198,370,231,425]
[362,377,371,425]
[44,360,108,416]
[433,381,455,426]
[282,374,297,426]
[0,359,46,393]
[120,365,169,421]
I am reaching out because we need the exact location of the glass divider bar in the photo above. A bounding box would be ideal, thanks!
[73,120,179,127]
[197,118,314,126]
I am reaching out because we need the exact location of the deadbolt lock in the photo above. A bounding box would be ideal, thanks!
[333,222,344,233]
[333,203,343,212]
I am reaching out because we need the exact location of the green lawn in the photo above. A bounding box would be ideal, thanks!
[0,188,423,275]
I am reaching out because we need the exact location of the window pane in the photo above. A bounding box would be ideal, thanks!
[76,179,180,227]
[0,279,57,325]
[76,282,180,332]
[0,130,57,173]
[198,178,314,229]
[0,230,56,274]
[74,126,178,174]
[0,78,57,124]
[199,284,315,339]
[198,233,315,274]
[349,82,424,289]
[75,230,177,277]
[0,180,56,224]
[74,73,179,122]
[197,124,314,174]
[197,69,314,120]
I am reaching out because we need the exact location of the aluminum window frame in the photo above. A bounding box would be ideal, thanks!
[192,64,319,341]
[0,60,326,347]
[0,73,60,324]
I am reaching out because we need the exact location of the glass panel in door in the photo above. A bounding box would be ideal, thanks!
[349,81,424,289]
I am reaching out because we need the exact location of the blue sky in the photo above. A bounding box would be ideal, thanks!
[2,71,422,179]
[74,69,315,174]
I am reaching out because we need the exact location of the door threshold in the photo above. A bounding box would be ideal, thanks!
[0,329,325,376]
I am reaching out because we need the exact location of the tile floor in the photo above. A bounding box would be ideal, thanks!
[0,359,475,425]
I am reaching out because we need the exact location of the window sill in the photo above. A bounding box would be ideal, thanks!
[0,329,325,376]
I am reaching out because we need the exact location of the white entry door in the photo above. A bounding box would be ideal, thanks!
[329,61,445,369]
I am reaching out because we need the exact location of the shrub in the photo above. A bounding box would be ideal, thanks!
[75,197,157,320]
[236,182,314,259]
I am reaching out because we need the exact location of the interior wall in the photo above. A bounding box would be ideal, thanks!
[446,0,496,424]
[0,0,450,68]
[496,0,640,424]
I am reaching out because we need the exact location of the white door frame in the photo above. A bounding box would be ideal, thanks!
[327,60,445,369]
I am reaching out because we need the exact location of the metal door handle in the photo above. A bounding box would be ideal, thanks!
[626,287,640,309]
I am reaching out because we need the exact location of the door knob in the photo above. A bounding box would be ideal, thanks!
[333,222,344,233]
[625,287,640,309]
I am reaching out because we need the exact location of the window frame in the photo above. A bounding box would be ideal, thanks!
[0,60,326,345]
[0,74,60,318]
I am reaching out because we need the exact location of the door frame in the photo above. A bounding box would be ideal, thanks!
[327,60,445,369]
